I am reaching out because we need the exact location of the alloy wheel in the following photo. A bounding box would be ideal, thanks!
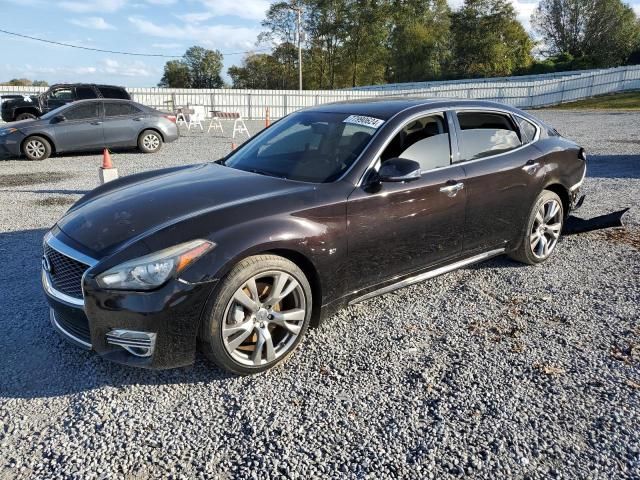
[222,271,306,367]
[530,199,562,259]
[142,134,160,150]
[25,139,46,159]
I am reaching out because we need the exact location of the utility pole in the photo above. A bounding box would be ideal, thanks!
[296,6,303,91]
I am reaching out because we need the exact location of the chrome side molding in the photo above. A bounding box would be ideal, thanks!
[349,248,505,305]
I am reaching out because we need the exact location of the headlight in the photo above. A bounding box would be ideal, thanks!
[96,239,214,290]
[0,128,18,137]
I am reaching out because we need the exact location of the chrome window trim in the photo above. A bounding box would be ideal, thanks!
[355,106,542,187]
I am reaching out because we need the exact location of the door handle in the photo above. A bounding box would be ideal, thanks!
[132,117,144,121]
[439,182,464,197]
[522,160,540,174]
[90,121,103,125]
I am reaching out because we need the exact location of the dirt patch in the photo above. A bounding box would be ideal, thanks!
[0,172,73,188]
[33,196,76,207]
[598,227,640,251]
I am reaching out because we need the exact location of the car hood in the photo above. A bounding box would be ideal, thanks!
[57,163,313,257]
[4,118,45,131]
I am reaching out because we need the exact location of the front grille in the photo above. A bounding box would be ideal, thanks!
[54,308,91,343]
[44,243,89,299]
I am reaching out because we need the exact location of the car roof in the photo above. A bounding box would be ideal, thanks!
[304,97,524,120]
[49,83,127,89]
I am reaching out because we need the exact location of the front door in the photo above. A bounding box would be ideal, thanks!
[453,110,545,253]
[53,101,105,152]
[43,86,75,113]
[346,112,466,291]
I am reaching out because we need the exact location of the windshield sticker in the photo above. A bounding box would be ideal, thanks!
[23,96,32,102]
[343,115,384,129]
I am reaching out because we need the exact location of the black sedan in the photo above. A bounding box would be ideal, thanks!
[41,98,586,374]
[0,99,178,160]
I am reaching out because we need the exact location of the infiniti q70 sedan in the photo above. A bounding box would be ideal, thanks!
[41,98,586,374]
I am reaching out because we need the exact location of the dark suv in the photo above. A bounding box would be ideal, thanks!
[1,84,130,122]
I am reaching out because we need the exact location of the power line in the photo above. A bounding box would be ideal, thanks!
[0,28,271,57]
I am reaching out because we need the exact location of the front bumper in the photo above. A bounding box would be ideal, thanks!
[42,233,216,369]
[0,133,23,158]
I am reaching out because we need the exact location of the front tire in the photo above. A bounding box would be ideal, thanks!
[200,255,313,375]
[16,112,37,121]
[22,135,51,161]
[509,190,564,265]
[138,130,163,153]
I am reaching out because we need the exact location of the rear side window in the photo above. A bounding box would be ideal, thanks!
[97,86,130,99]
[65,103,100,120]
[76,86,98,100]
[456,111,521,161]
[516,117,538,143]
[104,102,138,117]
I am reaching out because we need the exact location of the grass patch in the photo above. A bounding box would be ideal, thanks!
[0,172,72,187]
[549,91,640,110]
[33,196,76,207]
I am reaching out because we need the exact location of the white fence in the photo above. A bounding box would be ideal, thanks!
[1,65,639,120]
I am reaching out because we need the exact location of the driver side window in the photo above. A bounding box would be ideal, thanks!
[48,88,74,101]
[380,113,451,172]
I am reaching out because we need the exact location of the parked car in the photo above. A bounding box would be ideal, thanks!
[0,99,178,160]
[1,83,130,122]
[41,98,586,374]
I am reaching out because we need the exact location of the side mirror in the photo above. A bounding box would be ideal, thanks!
[377,158,421,182]
[53,114,66,123]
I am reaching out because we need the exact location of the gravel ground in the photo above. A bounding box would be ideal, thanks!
[0,112,638,479]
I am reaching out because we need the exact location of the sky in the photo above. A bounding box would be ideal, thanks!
[1,0,639,87]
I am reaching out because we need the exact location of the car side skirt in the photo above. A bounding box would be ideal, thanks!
[348,248,505,305]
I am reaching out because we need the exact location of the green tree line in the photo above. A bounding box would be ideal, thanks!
[160,0,640,89]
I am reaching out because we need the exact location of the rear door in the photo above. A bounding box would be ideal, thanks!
[454,110,545,253]
[53,101,105,152]
[102,102,145,148]
[346,111,466,290]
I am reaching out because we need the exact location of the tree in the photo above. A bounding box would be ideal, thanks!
[0,78,47,86]
[387,0,452,83]
[532,0,640,67]
[183,46,225,88]
[158,46,224,88]
[451,0,533,77]
[158,60,191,88]
[32,80,48,87]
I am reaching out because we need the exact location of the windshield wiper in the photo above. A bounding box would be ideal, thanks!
[247,167,286,179]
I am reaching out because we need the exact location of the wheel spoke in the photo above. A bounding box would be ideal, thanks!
[252,330,266,365]
[246,277,259,304]
[267,272,298,304]
[547,222,562,238]
[270,308,305,334]
[224,323,254,351]
[535,210,544,227]
[537,235,547,256]
[545,201,559,222]
[233,289,259,313]
[530,233,541,249]
[263,329,275,362]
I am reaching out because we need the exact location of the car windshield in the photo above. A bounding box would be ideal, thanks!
[223,111,384,183]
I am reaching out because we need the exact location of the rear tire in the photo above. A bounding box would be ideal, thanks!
[16,112,37,121]
[200,254,313,375]
[138,130,163,153]
[509,190,564,265]
[22,135,51,161]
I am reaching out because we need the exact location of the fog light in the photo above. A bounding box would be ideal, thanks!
[106,329,157,358]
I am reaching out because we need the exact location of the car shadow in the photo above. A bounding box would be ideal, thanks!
[0,228,233,400]
[587,154,640,180]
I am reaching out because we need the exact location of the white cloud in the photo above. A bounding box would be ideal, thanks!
[99,58,154,77]
[152,42,183,49]
[146,0,177,4]
[69,17,116,30]
[128,16,260,52]
[177,12,214,23]
[59,0,125,13]
[197,0,270,21]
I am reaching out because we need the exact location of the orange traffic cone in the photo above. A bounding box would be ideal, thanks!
[99,148,118,184]
[102,148,113,169]
[265,107,270,128]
